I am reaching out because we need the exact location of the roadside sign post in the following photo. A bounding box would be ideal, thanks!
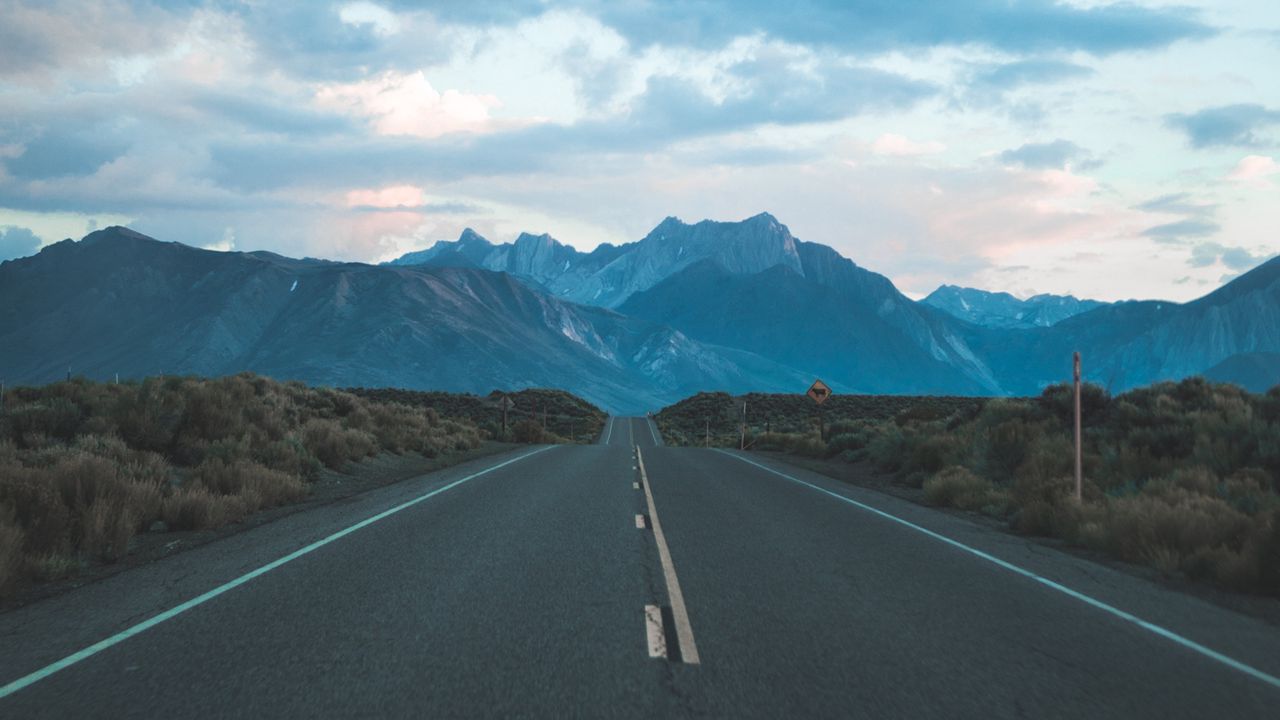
[1074,352,1083,503]
[807,379,832,441]
[499,395,515,440]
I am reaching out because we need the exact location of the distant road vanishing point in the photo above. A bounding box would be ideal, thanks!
[2,417,1278,718]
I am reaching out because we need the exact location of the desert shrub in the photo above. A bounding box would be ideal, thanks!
[825,431,869,458]
[894,403,955,426]
[865,425,909,473]
[0,470,72,557]
[978,415,1041,485]
[904,431,968,477]
[924,467,1002,512]
[0,373,555,597]
[752,432,796,452]
[1101,492,1252,574]
[191,458,307,512]
[511,419,546,444]
[0,504,23,590]
[113,379,186,452]
[1221,469,1276,515]
[80,497,135,562]
[302,419,376,469]
[1257,509,1280,594]
[1037,382,1110,427]
[48,452,122,511]
[1010,432,1076,491]
[788,436,828,458]
[162,485,224,531]
[255,438,321,479]
[3,397,84,444]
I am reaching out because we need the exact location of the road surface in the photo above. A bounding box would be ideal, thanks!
[1,416,1278,718]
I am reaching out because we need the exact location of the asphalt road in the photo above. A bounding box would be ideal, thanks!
[2,417,1279,718]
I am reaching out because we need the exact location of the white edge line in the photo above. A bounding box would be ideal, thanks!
[646,417,660,446]
[644,604,667,659]
[0,445,555,701]
[603,416,613,445]
[715,449,1280,692]
[637,447,700,664]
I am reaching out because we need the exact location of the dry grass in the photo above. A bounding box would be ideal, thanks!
[0,505,23,591]
[673,378,1280,597]
[923,466,1005,512]
[0,373,492,598]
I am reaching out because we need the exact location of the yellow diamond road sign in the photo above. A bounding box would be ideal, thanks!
[807,379,832,405]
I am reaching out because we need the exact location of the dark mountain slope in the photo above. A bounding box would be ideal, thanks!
[962,258,1280,393]
[1201,353,1280,392]
[0,228,808,412]
[618,258,999,395]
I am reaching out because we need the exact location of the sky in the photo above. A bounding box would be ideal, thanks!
[1,1,1278,302]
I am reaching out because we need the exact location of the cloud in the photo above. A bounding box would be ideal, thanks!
[1135,191,1220,244]
[1142,219,1220,242]
[315,71,507,139]
[1164,104,1280,148]
[586,1,1213,56]
[345,184,426,209]
[0,1,183,82]
[871,134,945,157]
[1189,242,1270,271]
[999,139,1097,170]
[189,90,355,137]
[1226,155,1279,186]
[603,60,935,141]
[969,59,1095,95]
[2,123,131,181]
[1135,193,1215,216]
[339,2,401,37]
[0,225,42,260]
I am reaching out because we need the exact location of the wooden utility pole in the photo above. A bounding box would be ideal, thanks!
[705,418,710,448]
[1074,351,1083,503]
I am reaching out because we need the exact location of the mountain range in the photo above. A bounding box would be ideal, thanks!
[921,285,1107,329]
[2,214,1278,412]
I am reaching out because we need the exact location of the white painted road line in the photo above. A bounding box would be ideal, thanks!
[628,417,635,446]
[0,446,556,702]
[716,450,1280,692]
[635,514,647,529]
[637,447,700,664]
[633,482,640,490]
[645,605,667,659]
[646,417,660,446]
[603,417,614,445]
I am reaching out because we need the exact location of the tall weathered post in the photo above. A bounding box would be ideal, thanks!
[1074,351,1083,503]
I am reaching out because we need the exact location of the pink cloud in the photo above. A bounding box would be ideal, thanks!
[1226,155,1278,186]
[345,184,427,209]
[316,71,505,139]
